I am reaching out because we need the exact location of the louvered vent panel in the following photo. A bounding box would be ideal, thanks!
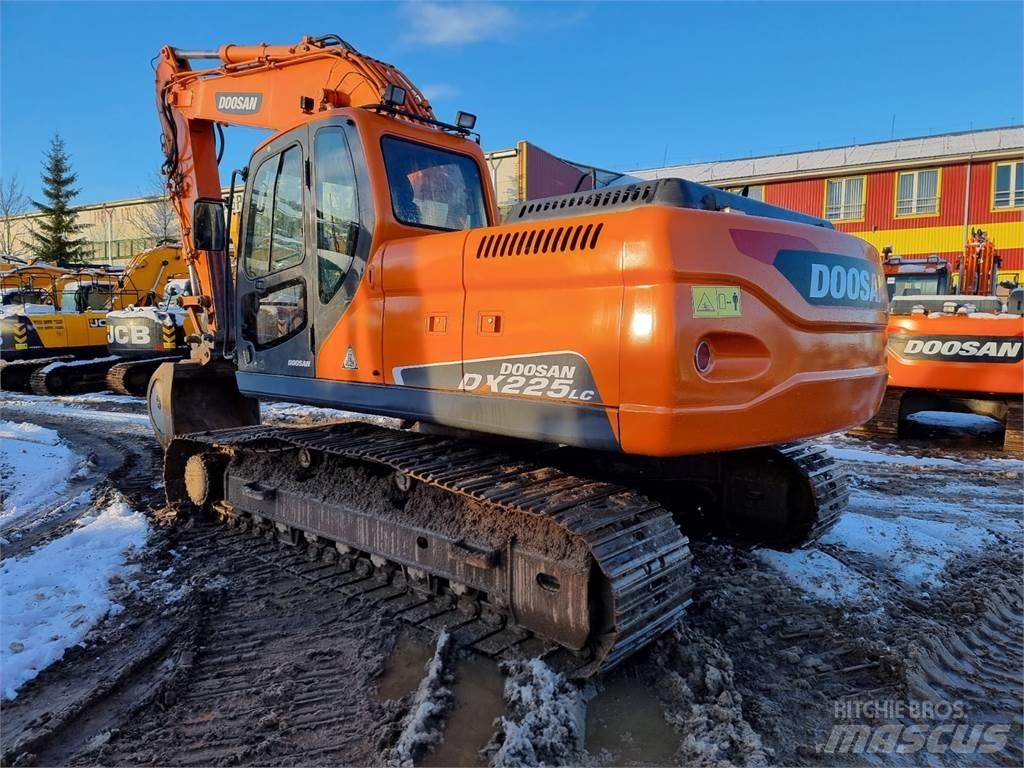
[513,184,655,220]
[475,222,605,259]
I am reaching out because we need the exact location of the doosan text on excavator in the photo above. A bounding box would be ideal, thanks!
[145,34,888,675]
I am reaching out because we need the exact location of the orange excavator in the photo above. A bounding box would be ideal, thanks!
[148,35,886,675]
[857,231,1023,451]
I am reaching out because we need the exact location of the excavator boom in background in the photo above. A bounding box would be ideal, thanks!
[146,34,887,675]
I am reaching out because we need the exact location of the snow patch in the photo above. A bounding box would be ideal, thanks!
[756,549,867,603]
[262,401,400,427]
[0,419,80,526]
[821,512,995,589]
[905,410,1002,432]
[0,396,151,427]
[0,496,150,700]
[486,658,586,768]
[386,630,454,767]
[826,444,1024,471]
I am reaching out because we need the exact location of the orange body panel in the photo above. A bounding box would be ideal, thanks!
[886,313,1024,396]
[314,199,887,457]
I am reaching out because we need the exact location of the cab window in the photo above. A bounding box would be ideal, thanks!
[242,278,307,349]
[244,145,305,277]
[314,127,359,303]
[381,136,487,231]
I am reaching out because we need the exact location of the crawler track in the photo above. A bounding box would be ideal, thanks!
[106,356,180,396]
[29,356,121,396]
[168,421,695,678]
[0,356,72,391]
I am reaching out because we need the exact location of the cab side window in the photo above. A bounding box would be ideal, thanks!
[244,145,305,277]
[242,278,307,349]
[314,127,359,303]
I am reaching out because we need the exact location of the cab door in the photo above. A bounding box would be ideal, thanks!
[236,131,315,376]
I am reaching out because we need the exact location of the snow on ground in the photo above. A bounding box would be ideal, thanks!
[387,630,454,767]
[0,395,151,427]
[756,549,868,603]
[851,487,1022,534]
[0,496,150,700]
[486,658,587,768]
[823,443,1024,471]
[261,401,399,427]
[905,410,1002,433]
[821,512,995,590]
[0,420,81,526]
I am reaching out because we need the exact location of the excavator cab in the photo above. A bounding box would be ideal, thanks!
[61,282,116,313]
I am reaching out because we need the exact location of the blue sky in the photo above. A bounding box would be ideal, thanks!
[2,1,1021,205]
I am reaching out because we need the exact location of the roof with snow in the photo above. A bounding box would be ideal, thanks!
[630,126,1024,184]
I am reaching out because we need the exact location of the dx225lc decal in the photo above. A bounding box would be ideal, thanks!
[774,250,887,309]
[889,334,1024,364]
[393,351,602,403]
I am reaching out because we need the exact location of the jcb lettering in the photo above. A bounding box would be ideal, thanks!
[108,325,151,346]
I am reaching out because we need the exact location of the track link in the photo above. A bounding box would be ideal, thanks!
[167,421,694,678]
[106,356,180,396]
[29,355,121,396]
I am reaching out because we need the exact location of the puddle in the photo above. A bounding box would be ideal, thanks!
[585,671,679,766]
[376,630,437,702]
[422,654,506,767]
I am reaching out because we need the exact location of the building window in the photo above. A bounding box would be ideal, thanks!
[993,161,1024,209]
[825,177,865,221]
[725,185,764,202]
[896,168,939,216]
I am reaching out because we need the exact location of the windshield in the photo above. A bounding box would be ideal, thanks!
[888,275,944,300]
[381,136,487,231]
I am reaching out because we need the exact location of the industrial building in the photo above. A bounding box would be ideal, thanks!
[632,125,1024,284]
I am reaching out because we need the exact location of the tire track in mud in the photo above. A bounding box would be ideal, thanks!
[69,526,400,768]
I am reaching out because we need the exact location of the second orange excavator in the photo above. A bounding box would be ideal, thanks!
[146,34,887,675]
[857,231,1023,451]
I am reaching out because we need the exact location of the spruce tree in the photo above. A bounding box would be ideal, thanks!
[30,134,87,264]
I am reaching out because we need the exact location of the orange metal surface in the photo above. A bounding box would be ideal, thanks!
[319,202,887,457]
[886,313,1023,395]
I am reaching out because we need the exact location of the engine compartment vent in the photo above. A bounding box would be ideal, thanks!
[513,185,656,220]
[475,222,604,259]
[506,177,833,229]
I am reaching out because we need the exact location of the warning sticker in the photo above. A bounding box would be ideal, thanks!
[691,286,742,318]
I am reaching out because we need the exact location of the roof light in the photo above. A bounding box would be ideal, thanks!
[455,111,477,130]
[382,84,406,107]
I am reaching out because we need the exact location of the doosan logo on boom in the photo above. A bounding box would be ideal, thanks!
[216,93,262,114]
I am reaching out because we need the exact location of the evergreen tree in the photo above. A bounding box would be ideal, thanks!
[30,134,87,264]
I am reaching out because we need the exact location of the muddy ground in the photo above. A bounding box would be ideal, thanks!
[1,392,1021,767]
